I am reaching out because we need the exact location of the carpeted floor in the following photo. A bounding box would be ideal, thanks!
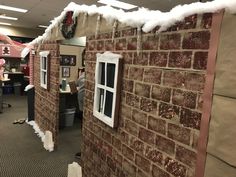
[0,95,82,177]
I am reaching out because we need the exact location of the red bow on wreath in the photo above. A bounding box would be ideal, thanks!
[65,11,73,25]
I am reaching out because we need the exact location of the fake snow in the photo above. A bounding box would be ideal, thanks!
[29,0,236,49]
[26,120,54,152]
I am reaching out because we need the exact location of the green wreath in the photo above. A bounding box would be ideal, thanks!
[61,11,77,39]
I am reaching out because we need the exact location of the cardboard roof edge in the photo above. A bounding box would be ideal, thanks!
[29,0,236,47]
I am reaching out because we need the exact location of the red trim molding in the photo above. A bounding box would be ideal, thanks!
[195,10,224,177]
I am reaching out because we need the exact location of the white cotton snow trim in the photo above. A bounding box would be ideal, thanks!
[24,84,34,91]
[26,120,54,152]
[28,0,236,46]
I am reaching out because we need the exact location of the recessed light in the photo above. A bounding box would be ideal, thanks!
[0,15,18,20]
[97,0,137,10]
[0,22,12,26]
[38,25,48,28]
[0,5,28,13]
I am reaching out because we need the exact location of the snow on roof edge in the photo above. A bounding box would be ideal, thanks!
[29,0,236,47]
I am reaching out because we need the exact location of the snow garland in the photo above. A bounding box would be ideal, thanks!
[26,120,45,143]
[28,0,236,47]
[26,120,54,152]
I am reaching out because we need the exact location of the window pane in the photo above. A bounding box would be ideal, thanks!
[43,72,47,84]
[104,91,113,118]
[107,63,115,88]
[43,57,47,70]
[98,88,104,113]
[99,62,105,85]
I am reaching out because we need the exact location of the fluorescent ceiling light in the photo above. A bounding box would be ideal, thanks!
[98,0,137,10]
[0,5,28,13]
[38,25,48,28]
[0,15,18,20]
[0,22,12,26]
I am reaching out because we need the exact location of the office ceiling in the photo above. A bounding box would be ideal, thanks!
[0,0,210,29]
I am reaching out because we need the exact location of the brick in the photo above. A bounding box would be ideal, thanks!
[88,41,96,51]
[135,154,151,173]
[151,85,171,102]
[164,157,187,177]
[145,146,163,164]
[115,39,127,50]
[181,14,198,30]
[180,108,202,130]
[107,156,116,172]
[149,52,168,67]
[201,13,213,29]
[163,70,185,88]
[124,119,139,136]
[86,52,96,62]
[168,123,191,145]
[129,67,144,81]
[102,141,113,157]
[104,40,114,51]
[93,124,102,136]
[97,40,104,51]
[148,116,166,135]
[138,127,155,145]
[122,144,135,161]
[172,89,197,109]
[102,130,112,143]
[192,132,199,150]
[122,28,137,37]
[132,109,147,127]
[120,130,130,145]
[137,169,149,177]
[142,35,159,50]
[184,73,205,92]
[122,79,134,92]
[176,145,197,168]
[156,135,175,155]
[130,137,145,154]
[197,93,203,111]
[160,33,181,50]
[143,68,162,84]
[112,136,122,151]
[123,52,133,64]
[183,31,211,49]
[126,93,140,108]
[121,104,132,119]
[169,52,192,68]
[112,150,123,166]
[134,82,151,98]
[127,38,137,50]
[123,159,136,176]
[159,102,179,120]
[152,165,170,177]
[133,52,149,66]
[193,52,208,70]
[140,98,157,113]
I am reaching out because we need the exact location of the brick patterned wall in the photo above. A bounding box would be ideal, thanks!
[29,51,34,84]
[82,13,213,177]
[33,41,60,146]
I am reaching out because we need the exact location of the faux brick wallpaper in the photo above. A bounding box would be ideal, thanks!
[82,13,213,177]
[33,41,60,146]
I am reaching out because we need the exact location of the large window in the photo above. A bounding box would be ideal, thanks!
[39,51,49,89]
[93,52,122,128]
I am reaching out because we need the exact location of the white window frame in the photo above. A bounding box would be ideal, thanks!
[39,51,50,89]
[93,52,122,128]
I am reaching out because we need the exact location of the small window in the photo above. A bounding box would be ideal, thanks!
[39,51,50,89]
[93,52,122,128]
